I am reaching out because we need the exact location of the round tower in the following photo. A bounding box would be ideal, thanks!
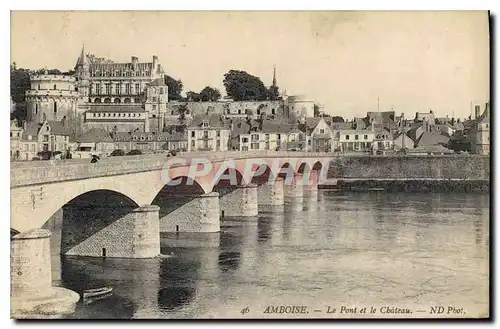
[25,74,80,124]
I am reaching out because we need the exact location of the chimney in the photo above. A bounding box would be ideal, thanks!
[475,105,480,119]
[153,55,158,69]
[485,102,490,117]
[131,56,138,69]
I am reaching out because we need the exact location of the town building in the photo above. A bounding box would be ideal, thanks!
[469,103,490,155]
[187,114,231,152]
[300,117,335,152]
[336,127,375,153]
[11,119,71,161]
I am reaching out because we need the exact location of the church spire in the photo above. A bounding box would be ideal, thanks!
[272,64,277,86]
[75,44,87,68]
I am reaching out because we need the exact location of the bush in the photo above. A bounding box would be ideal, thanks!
[110,149,125,157]
[127,149,142,156]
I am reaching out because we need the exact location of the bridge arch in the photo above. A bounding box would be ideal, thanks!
[11,182,145,233]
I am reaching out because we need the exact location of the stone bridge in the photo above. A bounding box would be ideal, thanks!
[10,151,331,317]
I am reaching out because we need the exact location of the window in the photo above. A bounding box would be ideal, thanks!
[171,111,174,115]
[191,140,195,147]
[251,143,260,150]
[320,129,325,134]
[93,113,96,117]
[202,120,209,128]
[238,110,241,114]
[191,131,195,137]
[251,134,259,141]
[203,131,209,138]
[217,131,220,138]
[10,132,12,137]
[277,134,281,140]
[308,140,311,145]
[265,134,269,140]
[364,135,368,140]
[152,97,157,102]
[160,88,164,94]
[152,105,157,111]
[242,137,249,143]
[135,83,140,94]
[290,135,296,142]
[216,140,220,148]
[105,83,111,95]
[148,135,152,141]
[31,144,35,152]
[346,135,350,140]
[355,135,359,140]
[54,102,57,113]
[35,103,38,114]
[133,136,137,141]
[24,144,29,151]
[125,84,131,94]
[53,84,56,90]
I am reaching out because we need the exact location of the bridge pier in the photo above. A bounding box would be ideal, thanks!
[61,205,160,258]
[219,184,259,217]
[11,229,80,319]
[258,177,285,206]
[158,192,220,233]
[303,170,319,197]
[284,173,304,198]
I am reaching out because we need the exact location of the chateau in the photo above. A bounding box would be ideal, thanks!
[26,45,169,135]
[24,46,317,138]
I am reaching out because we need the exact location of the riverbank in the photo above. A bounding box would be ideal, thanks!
[319,179,489,193]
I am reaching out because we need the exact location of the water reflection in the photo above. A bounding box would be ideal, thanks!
[54,191,489,319]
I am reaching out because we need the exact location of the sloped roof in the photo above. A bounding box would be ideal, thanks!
[188,114,230,129]
[148,78,166,86]
[409,144,454,154]
[22,120,72,139]
[415,131,450,148]
[261,120,300,134]
[77,128,114,143]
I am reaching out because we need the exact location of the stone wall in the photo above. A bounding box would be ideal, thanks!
[218,184,258,217]
[156,192,220,233]
[327,155,490,180]
[61,203,160,258]
[166,100,284,117]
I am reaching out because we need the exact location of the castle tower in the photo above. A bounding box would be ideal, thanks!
[25,74,80,126]
[75,44,90,103]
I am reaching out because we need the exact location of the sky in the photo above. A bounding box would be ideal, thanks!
[10,11,490,119]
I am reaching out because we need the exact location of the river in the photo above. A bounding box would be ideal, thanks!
[48,191,489,319]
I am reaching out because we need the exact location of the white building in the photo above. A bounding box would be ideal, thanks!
[187,114,231,152]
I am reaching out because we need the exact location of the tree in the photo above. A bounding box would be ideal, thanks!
[267,85,279,101]
[199,86,221,102]
[127,149,142,156]
[110,149,125,156]
[223,70,268,101]
[331,116,345,123]
[186,91,201,102]
[10,63,31,103]
[177,104,189,133]
[165,75,183,101]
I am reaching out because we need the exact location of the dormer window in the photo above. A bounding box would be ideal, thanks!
[201,120,209,128]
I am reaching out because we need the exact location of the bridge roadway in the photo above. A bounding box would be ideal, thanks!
[11,151,333,187]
